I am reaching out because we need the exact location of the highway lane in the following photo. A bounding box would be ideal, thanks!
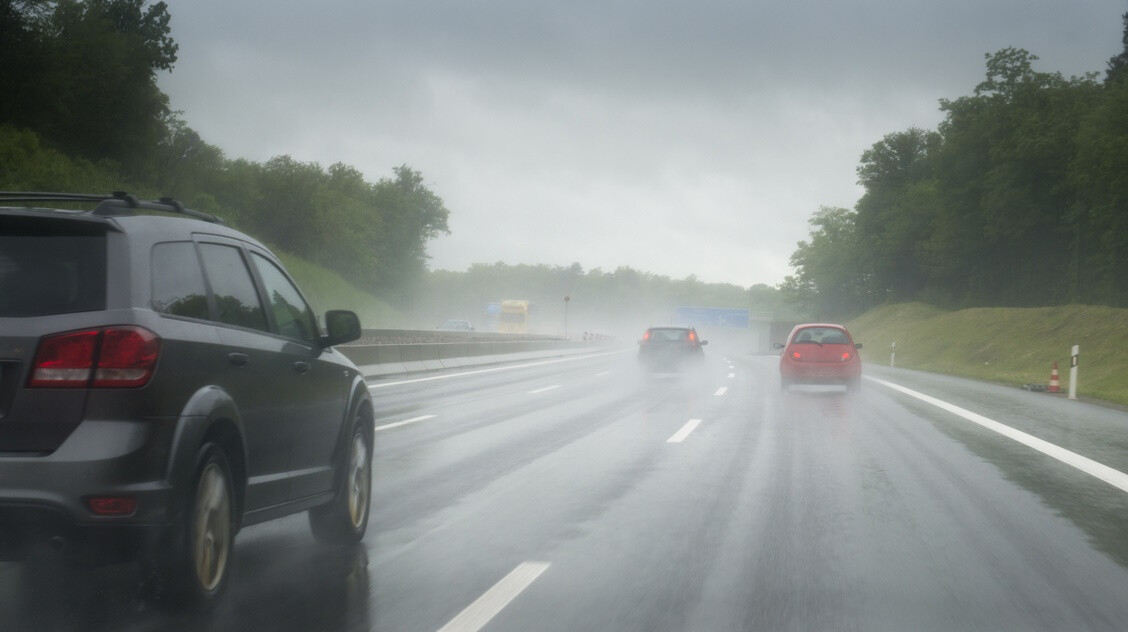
[365,348,1128,631]
[4,345,1128,630]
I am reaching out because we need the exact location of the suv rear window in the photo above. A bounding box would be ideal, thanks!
[0,217,107,316]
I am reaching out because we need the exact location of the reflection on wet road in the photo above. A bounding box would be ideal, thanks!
[4,347,1128,630]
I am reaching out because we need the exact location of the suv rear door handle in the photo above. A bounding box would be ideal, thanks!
[228,352,250,367]
[293,361,311,374]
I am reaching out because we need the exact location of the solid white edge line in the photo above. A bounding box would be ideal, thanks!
[374,414,436,432]
[714,387,728,396]
[668,419,703,443]
[869,376,1128,495]
[367,351,623,390]
[436,561,551,632]
[529,385,561,394]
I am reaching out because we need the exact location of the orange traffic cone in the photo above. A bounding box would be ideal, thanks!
[1048,362,1061,393]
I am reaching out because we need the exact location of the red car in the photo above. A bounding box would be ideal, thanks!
[776,323,863,391]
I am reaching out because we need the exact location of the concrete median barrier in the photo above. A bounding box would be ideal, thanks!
[339,337,615,378]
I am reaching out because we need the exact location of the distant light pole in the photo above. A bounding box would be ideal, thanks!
[564,295,570,339]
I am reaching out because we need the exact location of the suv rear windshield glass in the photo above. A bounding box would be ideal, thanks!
[0,217,107,316]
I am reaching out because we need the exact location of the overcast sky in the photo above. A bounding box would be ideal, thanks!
[158,0,1125,288]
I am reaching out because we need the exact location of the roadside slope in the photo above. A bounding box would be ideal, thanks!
[275,251,401,328]
[847,303,1128,406]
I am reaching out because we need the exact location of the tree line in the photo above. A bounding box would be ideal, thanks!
[0,0,449,305]
[415,262,794,334]
[785,12,1128,320]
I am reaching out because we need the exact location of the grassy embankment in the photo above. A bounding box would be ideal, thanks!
[847,302,1128,406]
[274,251,401,329]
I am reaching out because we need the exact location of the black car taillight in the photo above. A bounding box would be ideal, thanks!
[29,326,160,388]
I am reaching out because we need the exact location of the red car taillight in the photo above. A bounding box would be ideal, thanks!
[841,352,852,362]
[791,351,802,360]
[29,327,160,388]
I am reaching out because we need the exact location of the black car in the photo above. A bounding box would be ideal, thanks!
[0,192,374,606]
[637,325,708,369]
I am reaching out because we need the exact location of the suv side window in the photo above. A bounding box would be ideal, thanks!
[151,242,209,320]
[251,252,317,343]
[198,243,268,332]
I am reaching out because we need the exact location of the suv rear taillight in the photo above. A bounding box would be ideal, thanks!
[29,327,160,388]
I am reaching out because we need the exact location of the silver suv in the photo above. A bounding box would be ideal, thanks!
[0,192,374,606]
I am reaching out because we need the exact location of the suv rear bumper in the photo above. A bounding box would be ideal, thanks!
[0,418,179,562]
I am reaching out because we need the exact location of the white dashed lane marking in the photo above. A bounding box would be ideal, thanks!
[668,419,703,443]
[436,562,551,632]
[374,414,436,432]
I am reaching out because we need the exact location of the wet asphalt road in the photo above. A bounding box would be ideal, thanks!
[4,345,1128,631]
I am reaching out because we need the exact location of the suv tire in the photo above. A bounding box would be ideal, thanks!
[153,442,235,608]
[309,416,372,545]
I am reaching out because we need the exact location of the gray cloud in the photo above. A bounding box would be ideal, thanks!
[160,0,1125,286]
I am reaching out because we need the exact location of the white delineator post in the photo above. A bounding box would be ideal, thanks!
[891,341,896,367]
[1069,345,1079,400]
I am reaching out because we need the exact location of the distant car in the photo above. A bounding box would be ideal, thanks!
[437,319,474,331]
[638,325,707,369]
[0,192,374,607]
[775,323,863,391]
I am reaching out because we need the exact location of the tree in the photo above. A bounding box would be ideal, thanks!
[1070,78,1128,305]
[932,48,1100,306]
[1107,9,1128,84]
[309,163,384,285]
[782,207,870,321]
[1,0,178,175]
[0,1,51,126]
[854,128,942,304]
[369,166,451,303]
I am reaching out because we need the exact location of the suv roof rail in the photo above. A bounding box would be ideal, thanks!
[0,191,224,224]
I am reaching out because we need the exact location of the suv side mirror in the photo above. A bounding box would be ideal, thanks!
[322,310,361,347]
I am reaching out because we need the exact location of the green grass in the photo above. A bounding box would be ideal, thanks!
[274,251,402,329]
[847,302,1128,406]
